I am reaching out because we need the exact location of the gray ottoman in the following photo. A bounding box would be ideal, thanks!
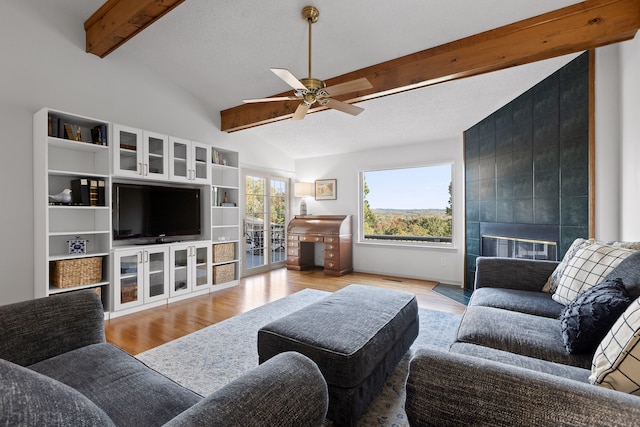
[258,284,419,427]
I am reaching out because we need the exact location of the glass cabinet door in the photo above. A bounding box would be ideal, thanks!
[170,245,191,297]
[143,131,168,180]
[113,125,143,178]
[192,142,210,184]
[114,250,143,310]
[144,247,169,303]
[170,138,190,181]
[193,244,211,290]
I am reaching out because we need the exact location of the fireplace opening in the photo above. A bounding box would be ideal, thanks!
[479,223,559,262]
[482,235,557,261]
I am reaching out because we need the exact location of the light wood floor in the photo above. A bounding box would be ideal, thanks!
[104,268,466,355]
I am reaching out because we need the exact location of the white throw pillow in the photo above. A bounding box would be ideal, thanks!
[590,298,640,395]
[551,243,634,305]
[542,238,593,293]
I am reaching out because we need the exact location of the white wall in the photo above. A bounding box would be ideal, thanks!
[295,137,464,285]
[594,45,621,241]
[620,36,640,240]
[0,3,294,303]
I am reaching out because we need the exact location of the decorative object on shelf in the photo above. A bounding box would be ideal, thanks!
[50,256,102,288]
[315,179,337,200]
[213,243,235,263]
[48,188,72,204]
[75,125,82,141]
[295,182,313,214]
[68,237,87,255]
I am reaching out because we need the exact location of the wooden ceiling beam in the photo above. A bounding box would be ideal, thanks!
[85,0,185,58]
[221,0,640,133]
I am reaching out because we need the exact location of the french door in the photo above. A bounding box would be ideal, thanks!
[243,170,288,275]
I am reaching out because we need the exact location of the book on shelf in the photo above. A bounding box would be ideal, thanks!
[64,124,74,140]
[97,180,106,206]
[71,178,90,206]
[89,180,99,207]
[212,150,226,165]
[94,124,108,146]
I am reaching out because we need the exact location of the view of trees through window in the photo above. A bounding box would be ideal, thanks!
[362,164,453,244]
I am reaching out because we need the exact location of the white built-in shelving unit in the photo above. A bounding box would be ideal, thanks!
[34,107,241,317]
[33,108,112,305]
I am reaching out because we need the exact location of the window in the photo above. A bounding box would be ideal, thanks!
[360,164,453,245]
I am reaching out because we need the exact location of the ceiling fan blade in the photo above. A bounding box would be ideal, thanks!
[325,98,364,116]
[292,103,310,120]
[323,78,373,97]
[271,68,307,91]
[243,96,298,103]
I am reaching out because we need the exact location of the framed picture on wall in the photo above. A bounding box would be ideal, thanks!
[315,179,337,200]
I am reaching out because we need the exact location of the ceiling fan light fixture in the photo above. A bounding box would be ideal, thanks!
[242,5,372,121]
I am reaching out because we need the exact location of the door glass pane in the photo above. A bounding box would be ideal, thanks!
[245,175,266,269]
[194,146,207,179]
[148,252,165,298]
[173,248,188,292]
[270,179,286,264]
[147,137,164,174]
[120,254,138,303]
[119,130,138,172]
[173,142,188,178]
[195,246,208,287]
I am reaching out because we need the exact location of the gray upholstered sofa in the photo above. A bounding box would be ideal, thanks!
[0,290,328,426]
[406,256,640,426]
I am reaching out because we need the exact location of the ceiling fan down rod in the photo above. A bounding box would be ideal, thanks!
[308,16,312,79]
[302,6,319,80]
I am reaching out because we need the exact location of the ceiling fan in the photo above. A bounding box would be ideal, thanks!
[243,6,373,121]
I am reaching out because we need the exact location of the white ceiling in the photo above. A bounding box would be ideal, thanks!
[78,0,582,159]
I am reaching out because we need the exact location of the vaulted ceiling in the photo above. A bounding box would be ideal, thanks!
[82,0,640,159]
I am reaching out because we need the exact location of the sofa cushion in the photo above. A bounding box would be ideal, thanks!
[0,358,115,426]
[29,343,202,426]
[552,244,634,305]
[604,250,640,300]
[450,342,591,383]
[590,298,640,394]
[456,305,592,369]
[560,278,631,355]
[469,287,564,318]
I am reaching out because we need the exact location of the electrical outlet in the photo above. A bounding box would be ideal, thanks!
[440,258,447,267]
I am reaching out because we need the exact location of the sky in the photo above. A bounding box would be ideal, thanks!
[364,164,452,210]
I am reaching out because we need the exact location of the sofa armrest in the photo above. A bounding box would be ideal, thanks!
[0,290,105,366]
[164,352,328,427]
[474,257,558,292]
[406,347,640,426]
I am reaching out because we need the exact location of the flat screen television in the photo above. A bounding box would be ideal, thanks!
[113,183,201,241]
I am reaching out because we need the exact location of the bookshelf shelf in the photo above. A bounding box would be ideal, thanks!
[34,108,111,307]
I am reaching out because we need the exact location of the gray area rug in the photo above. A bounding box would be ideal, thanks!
[137,288,462,426]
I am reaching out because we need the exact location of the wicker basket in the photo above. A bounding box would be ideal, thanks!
[50,257,102,288]
[213,243,235,262]
[213,263,235,284]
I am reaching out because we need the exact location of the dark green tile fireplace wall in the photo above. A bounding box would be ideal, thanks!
[464,53,590,290]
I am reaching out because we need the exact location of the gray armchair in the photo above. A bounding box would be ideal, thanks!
[0,290,328,426]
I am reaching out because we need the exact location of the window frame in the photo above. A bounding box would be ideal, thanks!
[357,162,455,248]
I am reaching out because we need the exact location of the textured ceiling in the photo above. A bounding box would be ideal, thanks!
[77,0,582,158]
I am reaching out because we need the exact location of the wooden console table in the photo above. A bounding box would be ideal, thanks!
[286,215,353,276]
